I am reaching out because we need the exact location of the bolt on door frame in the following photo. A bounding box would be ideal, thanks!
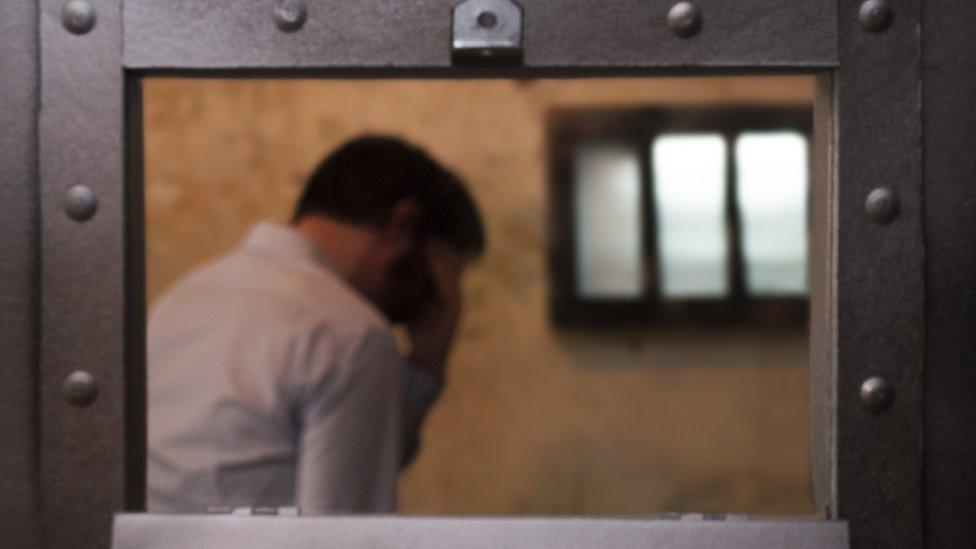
[12,0,934,546]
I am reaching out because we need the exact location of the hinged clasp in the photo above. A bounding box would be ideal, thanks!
[452,0,523,65]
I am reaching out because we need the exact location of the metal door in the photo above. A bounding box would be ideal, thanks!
[2,0,974,546]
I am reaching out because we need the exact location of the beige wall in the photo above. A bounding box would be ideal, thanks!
[144,76,816,515]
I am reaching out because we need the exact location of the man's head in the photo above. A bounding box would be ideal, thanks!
[292,136,485,322]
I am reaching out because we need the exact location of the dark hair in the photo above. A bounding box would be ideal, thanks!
[293,136,485,259]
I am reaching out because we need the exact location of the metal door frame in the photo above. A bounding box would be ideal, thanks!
[3,0,974,546]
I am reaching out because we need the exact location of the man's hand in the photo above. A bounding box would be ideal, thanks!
[407,241,464,380]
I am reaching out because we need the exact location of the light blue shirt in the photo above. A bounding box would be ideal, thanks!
[147,222,442,514]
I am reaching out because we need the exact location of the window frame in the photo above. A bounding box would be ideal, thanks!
[548,107,813,327]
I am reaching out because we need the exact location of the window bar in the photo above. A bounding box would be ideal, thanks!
[641,131,659,312]
[725,129,747,317]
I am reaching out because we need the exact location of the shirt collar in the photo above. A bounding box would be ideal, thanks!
[240,221,335,273]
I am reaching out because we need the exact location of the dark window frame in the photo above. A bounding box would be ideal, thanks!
[548,107,813,327]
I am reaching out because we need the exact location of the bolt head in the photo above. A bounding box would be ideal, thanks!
[865,187,899,224]
[61,0,96,35]
[65,185,98,222]
[477,11,499,30]
[62,370,98,407]
[274,0,307,32]
[859,0,893,33]
[668,2,703,38]
[860,376,894,413]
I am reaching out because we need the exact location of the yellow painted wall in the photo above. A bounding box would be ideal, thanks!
[144,76,816,515]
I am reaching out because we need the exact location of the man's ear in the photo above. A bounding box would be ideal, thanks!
[383,198,424,251]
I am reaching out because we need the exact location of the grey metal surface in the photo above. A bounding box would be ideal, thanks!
[38,0,138,547]
[112,514,848,549]
[0,1,40,547]
[921,0,976,545]
[124,69,149,526]
[808,72,837,522]
[832,0,924,545]
[122,0,837,70]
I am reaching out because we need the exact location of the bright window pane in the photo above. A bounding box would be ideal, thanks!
[652,134,729,299]
[574,144,644,298]
[735,132,809,296]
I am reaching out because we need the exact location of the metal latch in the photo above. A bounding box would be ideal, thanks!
[452,0,523,65]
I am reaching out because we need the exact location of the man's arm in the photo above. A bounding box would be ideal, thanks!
[400,360,443,468]
[399,241,464,468]
[295,326,402,514]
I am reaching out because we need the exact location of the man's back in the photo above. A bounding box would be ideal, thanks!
[147,223,402,513]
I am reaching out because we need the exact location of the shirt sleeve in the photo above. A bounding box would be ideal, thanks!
[399,360,445,469]
[295,326,403,514]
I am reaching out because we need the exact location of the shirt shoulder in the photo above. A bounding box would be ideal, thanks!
[153,246,390,338]
[149,247,398,391]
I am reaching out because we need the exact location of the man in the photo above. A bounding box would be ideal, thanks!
[147,136,485,514]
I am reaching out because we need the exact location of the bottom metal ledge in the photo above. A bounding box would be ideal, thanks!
[113,513,848,548]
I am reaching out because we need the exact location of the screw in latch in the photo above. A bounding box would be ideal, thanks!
[476,11,499,29]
